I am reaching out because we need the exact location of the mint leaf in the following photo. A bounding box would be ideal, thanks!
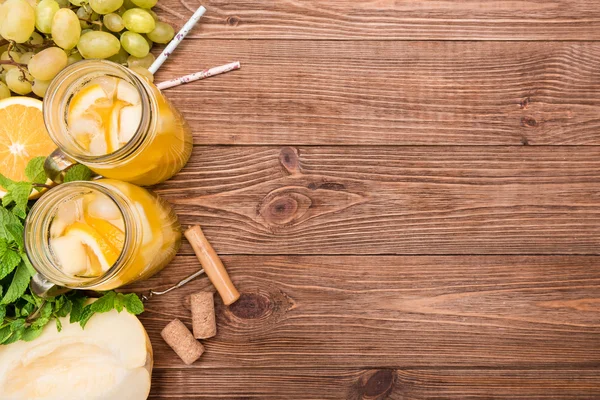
[0,173,14,191]
[3,182,33,218]
[55,317,62,332]
[6,223,23,251]
[90,291,117,313]
[21,253,36,276]
[69,297,87,323]
[0,305,5,322]
[0,208,20,240]
[0,326,11,344]
[78,305,95,329]
[25,157,47,184]
[121,293,144,315]
[1,262,32,305]
[21,326,43,341]
[0,239,21,280]
[64,165,93,182]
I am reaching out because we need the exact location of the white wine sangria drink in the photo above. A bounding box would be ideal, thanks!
[43,60,193,186]
[25,179,181,291]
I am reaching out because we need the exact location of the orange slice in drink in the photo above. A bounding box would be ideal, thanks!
[64,222,122,272]
[0,97,55,198]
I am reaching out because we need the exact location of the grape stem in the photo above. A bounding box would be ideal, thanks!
[79,18,103,27]
[32,183,53,189]
[0,60,27,67]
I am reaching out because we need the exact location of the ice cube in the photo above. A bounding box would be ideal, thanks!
[116,79,140,105]
[89,134,108,156]
[109,104,123,152]
[134,203,154,246]
[91,76,118,98]
[50,235,88,276]
[69,116,103,151]
[118,104,142,145]
[56,199,79,226]
[86,193,122,220]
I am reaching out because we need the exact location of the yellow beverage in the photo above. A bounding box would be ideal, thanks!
[44,60,193,186]
[25,179,181,290]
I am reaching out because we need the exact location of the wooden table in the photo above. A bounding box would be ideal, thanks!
[130,1,600,398]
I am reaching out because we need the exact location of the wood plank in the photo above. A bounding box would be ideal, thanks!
[156,40,600,145]
[131,255,600,368]
[155,146,600,255]
[154,0,600,40]
[149,368,600,399]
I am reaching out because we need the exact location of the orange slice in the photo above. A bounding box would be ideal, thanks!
[84,215,125,250]
[0,97,55,197]
[64,222,122,272]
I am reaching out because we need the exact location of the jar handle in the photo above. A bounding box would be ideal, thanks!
[44,148,100,184]
[30,273,71,298]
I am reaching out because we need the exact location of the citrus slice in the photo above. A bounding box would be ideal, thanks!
[84,215,125,250]
[64,222,122,273]
[0,97,55,197]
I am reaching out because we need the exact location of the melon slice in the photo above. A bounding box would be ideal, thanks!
[0,309,153,400]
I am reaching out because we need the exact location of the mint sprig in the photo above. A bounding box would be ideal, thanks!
[0,158,143,345]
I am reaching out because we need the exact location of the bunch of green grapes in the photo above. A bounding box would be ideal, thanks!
[0,0,175,99]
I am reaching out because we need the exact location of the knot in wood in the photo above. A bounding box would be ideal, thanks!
[259,191,311,226]
[229,292,272,320]
[279,146,299,174]
[352,369,395,399]
[226,16,241,26]
[520,116,537,127]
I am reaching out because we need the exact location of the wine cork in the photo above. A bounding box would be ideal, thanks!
[184,225,240,305]
[191,292,217,339]
[161,319,205,365]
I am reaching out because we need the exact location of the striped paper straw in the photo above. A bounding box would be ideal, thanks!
[148,5,207,74]
[156,61,241,90]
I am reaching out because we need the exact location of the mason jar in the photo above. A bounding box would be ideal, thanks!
[25,179,181,291]
[43,60,193,186]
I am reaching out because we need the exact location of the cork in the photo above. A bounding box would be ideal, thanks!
[191,292,217,339]
[161,319,205,365]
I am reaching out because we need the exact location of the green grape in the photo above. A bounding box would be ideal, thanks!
[89,0,123,15]
[122,8,155,33]
[107,45,128,64]
[32,79,51,97]
[55,0,70,7]
[0,45,8,55]
[129,66,153,83]
[0,82,10,99]
[69,0,84,6]
[0,0,36,43]
[0,71,6,83]
[147,21,174,44]
[52,8,81,50]
[81,28,94,35]
[147,9,158,21]
[130,0,156,9]
[35,0,60,33]
[122,0,136,9]
[0,51,21,71]
[28,47,68,80]
[143,34,153,48]
[5,68,33,95]
[103,13,124,32]
[77,31,121,59]
[127,52,154,69]
[67,51,83,65]
[19,51,34,65]
[120,31,149,58]
[77,6,92,28]
[28,31,45,45]
[0,4,5,28]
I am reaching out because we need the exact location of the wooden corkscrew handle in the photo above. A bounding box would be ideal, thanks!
[184,225,240,305]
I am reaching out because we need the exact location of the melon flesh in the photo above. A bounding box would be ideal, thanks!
[0,309,153,400]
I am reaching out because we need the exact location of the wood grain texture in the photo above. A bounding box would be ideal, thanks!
[154,0,600,40]
[148,368,600,399]
[155,40,600,145]
[130,255,600,369]
[154,146,600,255]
